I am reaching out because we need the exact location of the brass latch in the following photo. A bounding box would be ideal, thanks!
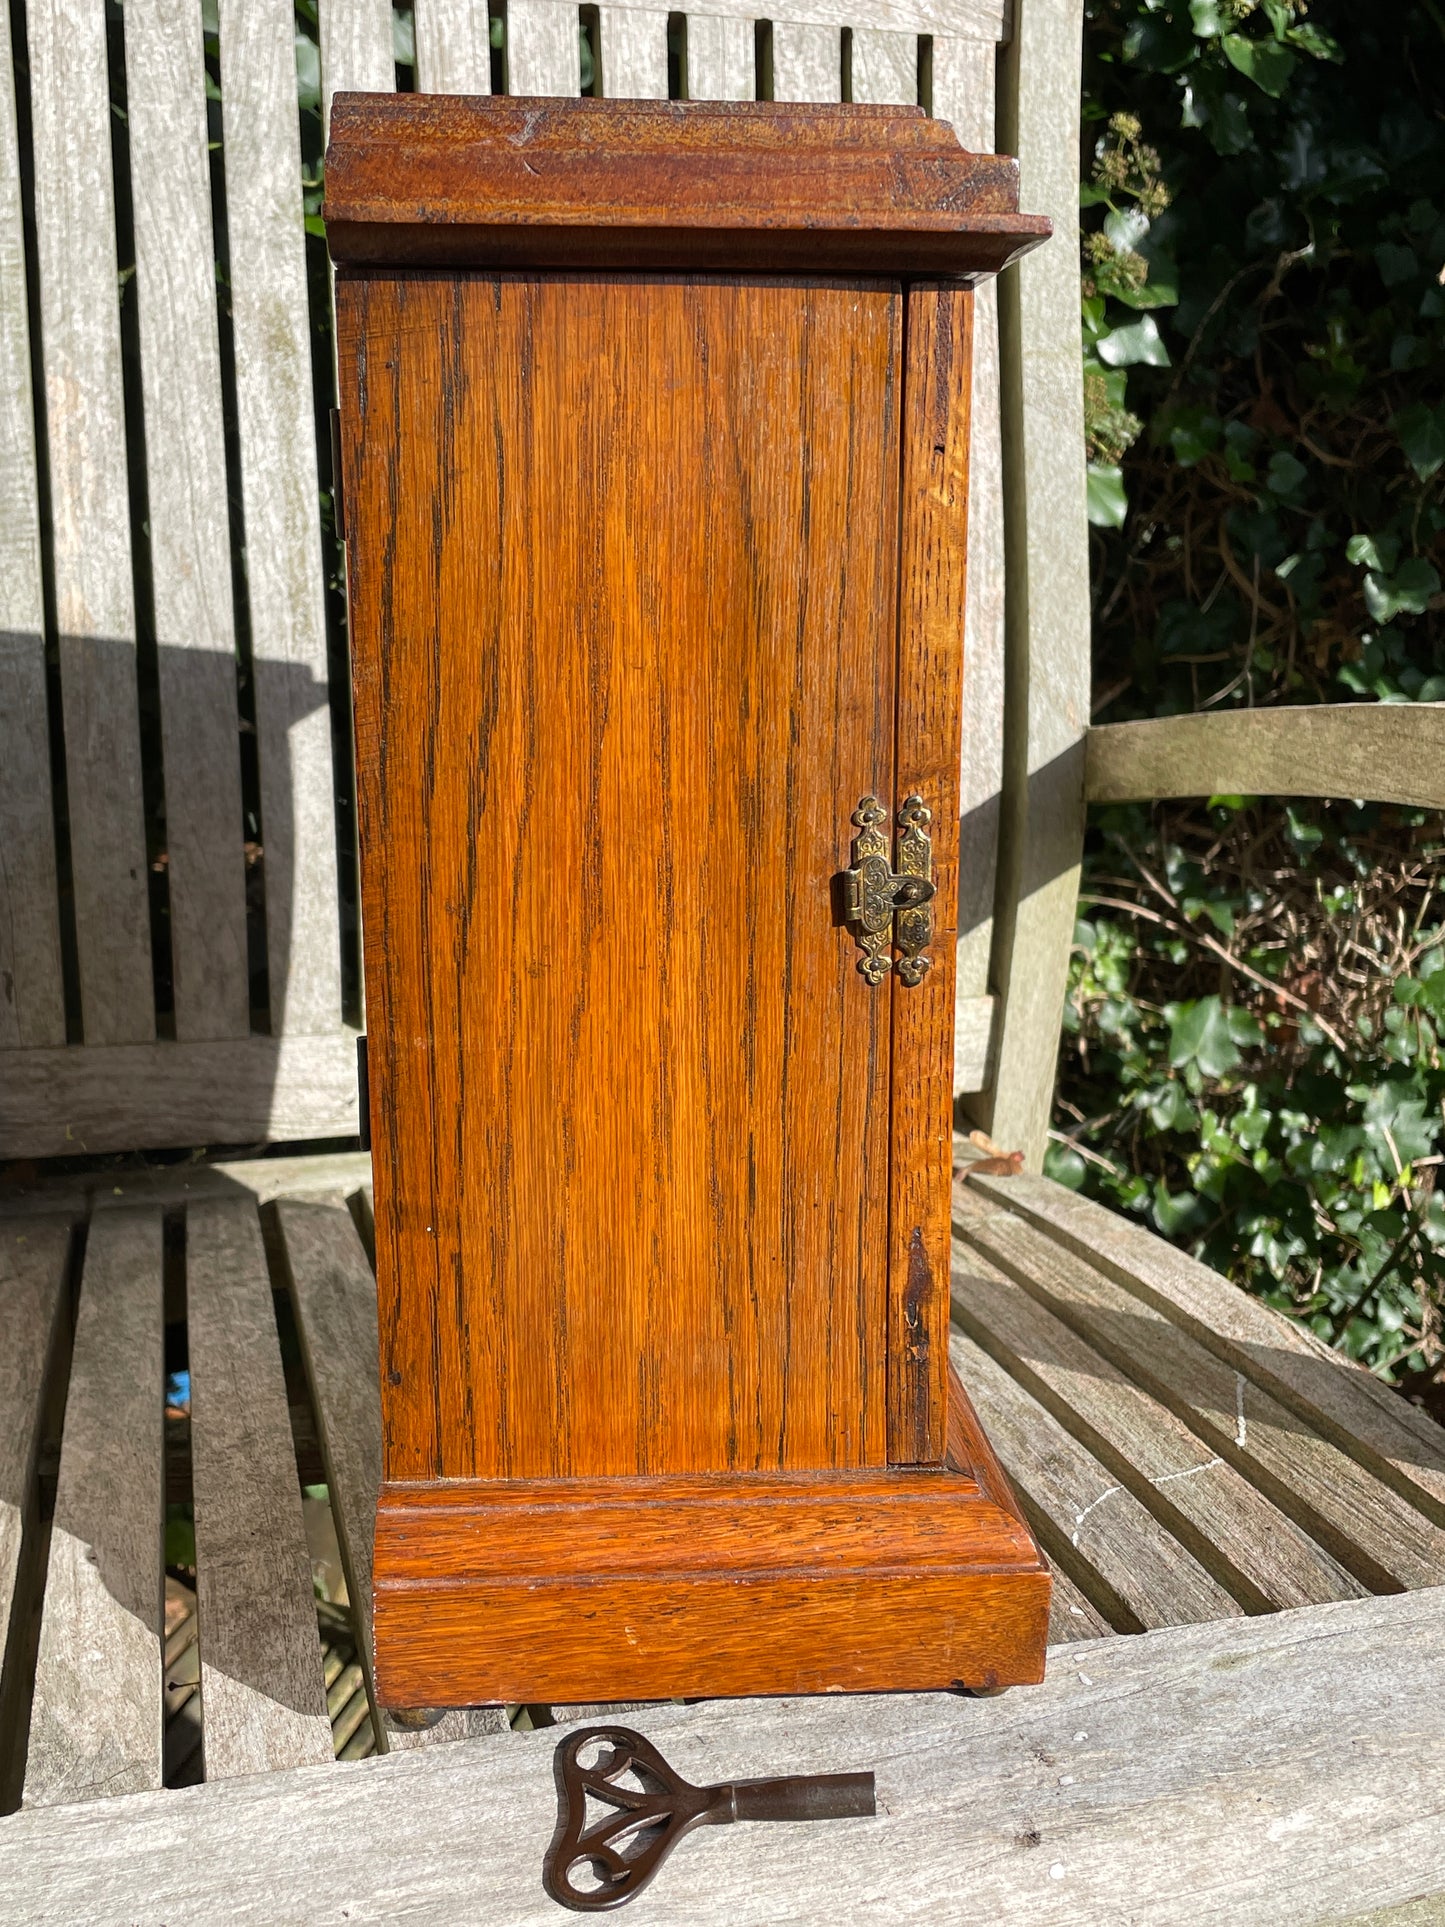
[842,795,935,986]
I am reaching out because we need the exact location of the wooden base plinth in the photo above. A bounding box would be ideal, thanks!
[373,1378,1050,1707]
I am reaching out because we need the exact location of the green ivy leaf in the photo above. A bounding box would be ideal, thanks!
[1347,532,1400,574]
[1265,450,1308,499]
[1168,995,1249,1078]
[1144,1080,1197,1133]
[1221,31,1296,96]
[1096,314,1172,367]
[1393,403,1445,481]
[1087,463,1129,529]
[1044,1143,1088,1190]
[1364,558,1442,624]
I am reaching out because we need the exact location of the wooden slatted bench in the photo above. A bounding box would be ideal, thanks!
[5,0,1445,1915]
[2,1147,1445,1918]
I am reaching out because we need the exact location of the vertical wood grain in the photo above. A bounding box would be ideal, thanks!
[276,1198,506,1744]
[24,1208,164,1807]
[684,14,754,100]
[414,0,494,93]
[0,1217,69,1738]
[771,22,841,101]
[187,1197,333,1776]
[932,34,1005,1027]
[317,0,396,137]
[983,0,1089,1166]
[848,27,917,104]
[339,271,901,1481]
[506,0,583,95]
[27,0,154,1045]
[125,0,250,1043]
[217,0,342,1037]
[597,8,670,97]
[888,283,972,1464]
[0,0,65,1050]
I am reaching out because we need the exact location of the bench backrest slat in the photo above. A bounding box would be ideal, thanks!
[28,0,154,1047]
[129,0,251,1043]
[0,0,1061,1153]
[414,0,496,97]
[507,0,585,96]
[597,8,672,98]
[219,0,343,1039]
[685,16,755,99]
[941,33,1006,1020]
[0,4,63,1051]
[850,28,919,103]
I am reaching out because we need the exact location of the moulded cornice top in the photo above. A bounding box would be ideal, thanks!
[323,95,1051,278]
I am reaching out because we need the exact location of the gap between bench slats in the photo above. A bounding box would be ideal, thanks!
[24,1208,164,1807]
[274,1194,506,1747]
[187,1196,332,1776]
[956,1186,1445,1595]
[966,1166,1445,1524]
[952,1247,1364,1613]
[951,1327,1240,1633]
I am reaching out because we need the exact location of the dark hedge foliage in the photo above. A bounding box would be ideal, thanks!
[1060,0,1445,1416]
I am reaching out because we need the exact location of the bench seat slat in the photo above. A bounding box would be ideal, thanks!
[187,1197,332,1777]
[958,1194,1445,1594]
[2,1590,1441,1922]
[276,1196,505,1748]
[1047,1563,1113,1643]
[24,1207,164,1808]
[951,1327,1242,1632]
[953,1244,1365,1612]
[968,1167,1445,1525]
[0,1216,70,1747]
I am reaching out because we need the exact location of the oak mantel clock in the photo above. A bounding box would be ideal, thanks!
[325,95,1053,1711]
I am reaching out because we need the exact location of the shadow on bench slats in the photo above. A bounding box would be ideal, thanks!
[24,1208,164,1806]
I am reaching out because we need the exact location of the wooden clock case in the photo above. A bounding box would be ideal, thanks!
[325,95,1053,1710]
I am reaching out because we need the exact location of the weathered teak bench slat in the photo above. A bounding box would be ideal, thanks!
[2,1583,1442,1923]
[24,1207,165,1808]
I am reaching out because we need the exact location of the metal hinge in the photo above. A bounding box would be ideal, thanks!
[841,794,935,986]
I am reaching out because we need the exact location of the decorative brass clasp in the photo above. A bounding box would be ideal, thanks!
[842,795,936,986]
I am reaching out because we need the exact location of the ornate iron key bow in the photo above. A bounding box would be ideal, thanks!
[543,1724,876,1911]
